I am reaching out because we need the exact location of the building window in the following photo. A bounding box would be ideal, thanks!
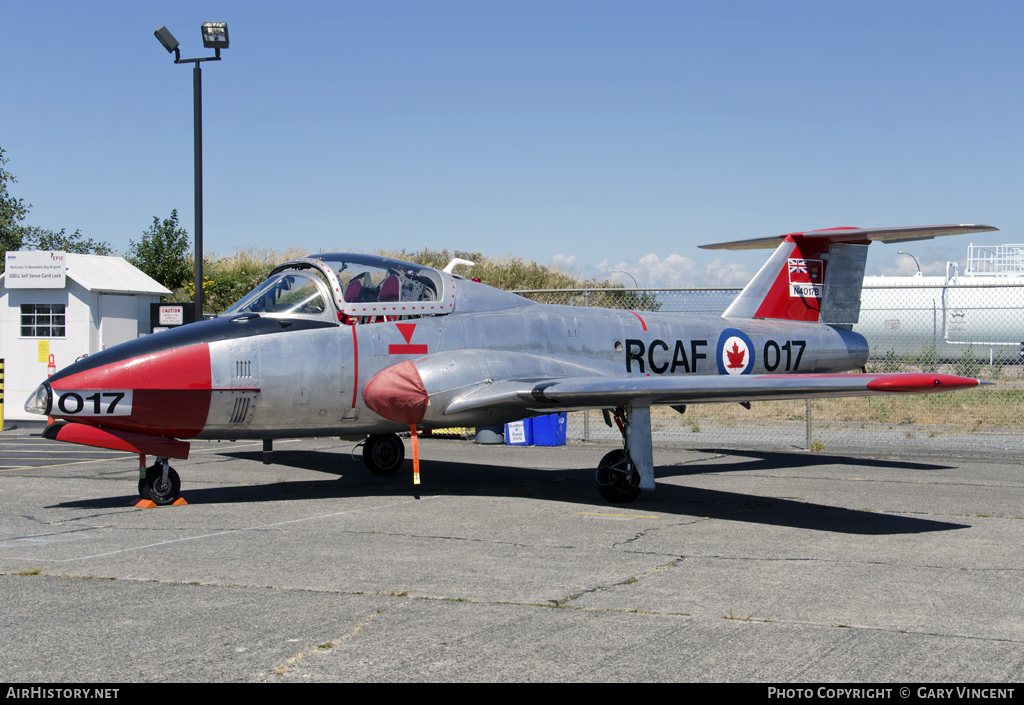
[21,304,66,338]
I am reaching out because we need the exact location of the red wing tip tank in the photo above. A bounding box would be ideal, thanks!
[27,227,996,504]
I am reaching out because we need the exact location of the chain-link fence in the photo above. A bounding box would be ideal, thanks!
[515,283,1024,453]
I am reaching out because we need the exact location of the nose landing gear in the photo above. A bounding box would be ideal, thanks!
[139,457,181,505]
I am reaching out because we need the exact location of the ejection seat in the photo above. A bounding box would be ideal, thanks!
[379,274,400,302]
[343,278,363,303]
[372,273,401,322]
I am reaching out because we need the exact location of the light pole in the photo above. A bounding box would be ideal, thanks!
[154,23,229,320]
[612,269,639,288]
[897,251,922,276]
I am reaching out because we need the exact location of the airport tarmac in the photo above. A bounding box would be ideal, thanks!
[1,424,1023,683]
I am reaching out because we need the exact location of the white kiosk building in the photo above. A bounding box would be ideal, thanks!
[1,251,172,421]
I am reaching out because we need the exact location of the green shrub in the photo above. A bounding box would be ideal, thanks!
[870,349,905,373]
[954,345,981,379]
[917,343,938,373]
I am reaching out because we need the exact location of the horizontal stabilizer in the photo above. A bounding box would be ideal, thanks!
[699,224,998,251]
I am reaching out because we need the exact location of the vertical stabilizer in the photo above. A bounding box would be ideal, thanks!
[721,235,831,322]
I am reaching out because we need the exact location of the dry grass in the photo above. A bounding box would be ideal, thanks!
[371,247,620,291]
[648,375,1024,432]
[206,245,309,269]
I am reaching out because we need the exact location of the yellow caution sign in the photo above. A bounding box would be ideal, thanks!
[428,427,473,438]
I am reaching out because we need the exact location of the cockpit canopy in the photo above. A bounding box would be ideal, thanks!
[222,253,453,321]
[320,257,441,305]
[223,271,328,317]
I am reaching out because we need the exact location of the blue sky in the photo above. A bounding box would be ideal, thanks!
[3,1,1022,287]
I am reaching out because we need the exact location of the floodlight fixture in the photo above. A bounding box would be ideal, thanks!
[201,22,229,49]
[152,22,231,317]
[154,26,179,54]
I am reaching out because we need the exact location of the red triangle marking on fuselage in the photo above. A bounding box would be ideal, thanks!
[396,323,416,344]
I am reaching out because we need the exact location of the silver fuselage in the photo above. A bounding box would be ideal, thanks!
[198,280,868,439]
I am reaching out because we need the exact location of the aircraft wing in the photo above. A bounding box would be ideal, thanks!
[442,371,985,416]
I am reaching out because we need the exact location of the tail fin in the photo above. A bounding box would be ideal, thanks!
[700,224,998,324]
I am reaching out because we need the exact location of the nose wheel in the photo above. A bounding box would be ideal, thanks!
[139,460,181,505]
[596,449,641,503]
[362,433,406,475]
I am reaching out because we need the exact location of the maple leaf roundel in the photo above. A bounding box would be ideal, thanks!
[716,328,755,375]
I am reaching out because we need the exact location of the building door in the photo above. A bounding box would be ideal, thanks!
[99,294,137,350]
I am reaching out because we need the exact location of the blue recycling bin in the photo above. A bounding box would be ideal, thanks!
[504,418,533,446]
[531,413,567,446]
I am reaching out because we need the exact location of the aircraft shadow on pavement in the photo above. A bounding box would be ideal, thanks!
[663,448,956,476]
[222,449,349,474]
[52,448,967,536]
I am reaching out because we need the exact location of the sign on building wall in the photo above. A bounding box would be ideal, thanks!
[4,251,67,288]
[149,303,195,332]
[158,305,185,325]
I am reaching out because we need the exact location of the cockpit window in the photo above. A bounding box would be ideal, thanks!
[327,262,438,304]
[223,272,327,317]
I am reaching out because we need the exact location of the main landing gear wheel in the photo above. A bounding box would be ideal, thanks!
[140,464,181,505]
[363,434,406,475]
[596,449,641,504]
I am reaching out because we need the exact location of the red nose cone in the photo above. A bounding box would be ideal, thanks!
[364,360,428,425]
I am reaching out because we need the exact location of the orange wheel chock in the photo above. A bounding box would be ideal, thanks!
[134,498,188,508]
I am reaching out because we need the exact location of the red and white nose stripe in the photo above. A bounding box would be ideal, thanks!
[46,344,214,438]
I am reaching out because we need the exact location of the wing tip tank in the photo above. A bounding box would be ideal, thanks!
[865,373,981,394]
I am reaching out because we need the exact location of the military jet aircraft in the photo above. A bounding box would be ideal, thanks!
[27,223,995,504]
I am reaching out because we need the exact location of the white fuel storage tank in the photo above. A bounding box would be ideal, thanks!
[853,244,1024,364]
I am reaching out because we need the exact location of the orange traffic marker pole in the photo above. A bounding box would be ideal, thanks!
[411,424,420,485]
[46,355,56,426]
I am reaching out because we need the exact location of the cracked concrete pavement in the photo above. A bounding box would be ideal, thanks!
[1,425,1023,682]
